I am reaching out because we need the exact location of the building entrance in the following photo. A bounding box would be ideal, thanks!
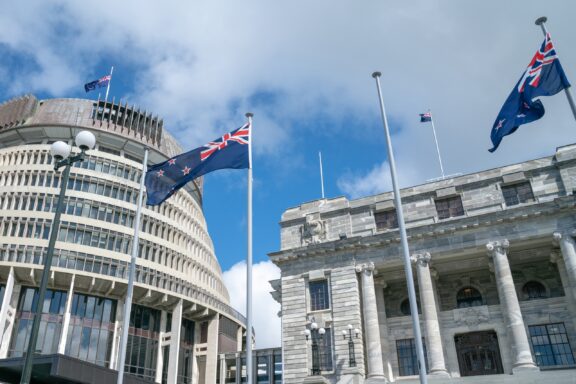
[455,331,503,376]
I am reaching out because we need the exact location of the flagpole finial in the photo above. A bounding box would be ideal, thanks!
[245,112,254,118]
[535,16,547,26]
[372,72,382,78]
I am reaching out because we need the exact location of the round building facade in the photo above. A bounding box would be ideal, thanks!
[0,95,245,383]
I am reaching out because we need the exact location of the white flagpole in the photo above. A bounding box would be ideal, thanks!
[116,148,148,384]
[319,151,325,199]
[428,111,446,179]
[105,66,114,102]
[245,112,254,384]
[372,72,428,384]
[535,17,576,122]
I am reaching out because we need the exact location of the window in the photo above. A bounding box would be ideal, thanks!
[400,298,420,316]
[529,323,575,366]
[396,338,428,376]
[502,182,534,206]
[309,279,330,311]
[456,287,483,308]
[435,196,464,219]
[375,209,398,231]
[522,281,547,300]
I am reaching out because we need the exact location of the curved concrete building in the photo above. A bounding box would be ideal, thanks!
[0,95,245,383]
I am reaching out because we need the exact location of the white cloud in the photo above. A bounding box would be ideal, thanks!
[222,260,281,349]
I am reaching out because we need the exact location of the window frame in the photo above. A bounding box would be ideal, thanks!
[308,279,331,312]
[375,209,398,231]
[529,323,575,367]
[501,181,535,207]
[434,195,464,220]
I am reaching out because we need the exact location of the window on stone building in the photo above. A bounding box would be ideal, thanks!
[375,209,398,231]
[400,298,421,316]
[529,323,575,366]
[396,338,428,376]
[522,281,547,300]
[456,287,483,308]
[502,182,534,206]
[435,196,464,220]
[309,279,330,311]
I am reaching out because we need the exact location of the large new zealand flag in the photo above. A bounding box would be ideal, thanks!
[489,33,570,152]
[145,122,250,205]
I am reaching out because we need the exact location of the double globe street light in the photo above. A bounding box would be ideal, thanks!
[20,131,96,384]
[342,324,360,368]
[304,322,325,376]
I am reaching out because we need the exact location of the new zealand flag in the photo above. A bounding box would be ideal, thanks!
[145,122,250,205]
[489,33,570,152]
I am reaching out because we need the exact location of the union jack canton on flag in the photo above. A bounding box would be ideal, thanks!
[489,33,570,152]
[145,122,251,205]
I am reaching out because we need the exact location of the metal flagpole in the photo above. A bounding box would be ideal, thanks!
[428,111,446,179]
[319,151,325,198]
[535,17,576,121]
[105,66,114,102]
[245,112,254,384]
[116,148,148,384]
[372,72,428,384]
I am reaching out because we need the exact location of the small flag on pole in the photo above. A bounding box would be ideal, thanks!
[84,75,112,93]
[419,111,432,122]
[145,122,250,205]
[489,33,570,152]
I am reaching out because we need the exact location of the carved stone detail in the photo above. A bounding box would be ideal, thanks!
[410,252,431,267]
[300,215,326,245]
[454,306,490,327]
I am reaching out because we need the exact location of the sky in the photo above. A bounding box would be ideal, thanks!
[0,1,575,349]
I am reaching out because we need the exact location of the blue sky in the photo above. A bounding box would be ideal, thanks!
[1,0,575,347]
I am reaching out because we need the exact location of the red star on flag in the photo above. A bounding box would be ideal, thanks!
[168,158,176,165]
[157,169,164,177]
[182,166,191,175]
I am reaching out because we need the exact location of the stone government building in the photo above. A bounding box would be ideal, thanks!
[0,95,248,383]
[269,143,576,383]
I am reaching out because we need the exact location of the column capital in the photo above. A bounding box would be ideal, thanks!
[553,231,576,246]
[410,252,431,267]
[355,261,375,274]
[486,239,509,256]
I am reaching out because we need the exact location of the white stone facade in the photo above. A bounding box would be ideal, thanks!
[269,143,576,383]
[0,95,245,383]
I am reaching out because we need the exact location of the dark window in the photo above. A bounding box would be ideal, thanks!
[529,323,575,366]
[396,338,428,376]
[309,280,330,311]
[502,182,534,206]
[456,287,483,308]
[435,196,464,219]
[375,209,398,231]
[400,298,421,316]
[522,281,547,300]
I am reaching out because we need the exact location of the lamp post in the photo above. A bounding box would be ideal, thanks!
[341,324,359,367]
[20,131,96,384]
[304,322,325,376]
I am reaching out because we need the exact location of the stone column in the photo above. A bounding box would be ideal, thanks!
[0,267,15,351]
[58,275,75,354]
[486,240,538,372]
[553,231,576,299]
[355,262,386,381]
[167,300,183,384]
[411,253,448,376]
[205,314,220,384]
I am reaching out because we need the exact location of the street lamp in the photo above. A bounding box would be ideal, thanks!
[305,322,325,376]
[341,324,360,367]
[20,131,96,384]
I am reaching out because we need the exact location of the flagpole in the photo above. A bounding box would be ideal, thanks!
[116,148,148,384]
[372,72,428,384]
[105,66,114,102]
[536,17,576,122]
[245,112,254,384]
[319,151,325,199]
[428,111,446,179]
